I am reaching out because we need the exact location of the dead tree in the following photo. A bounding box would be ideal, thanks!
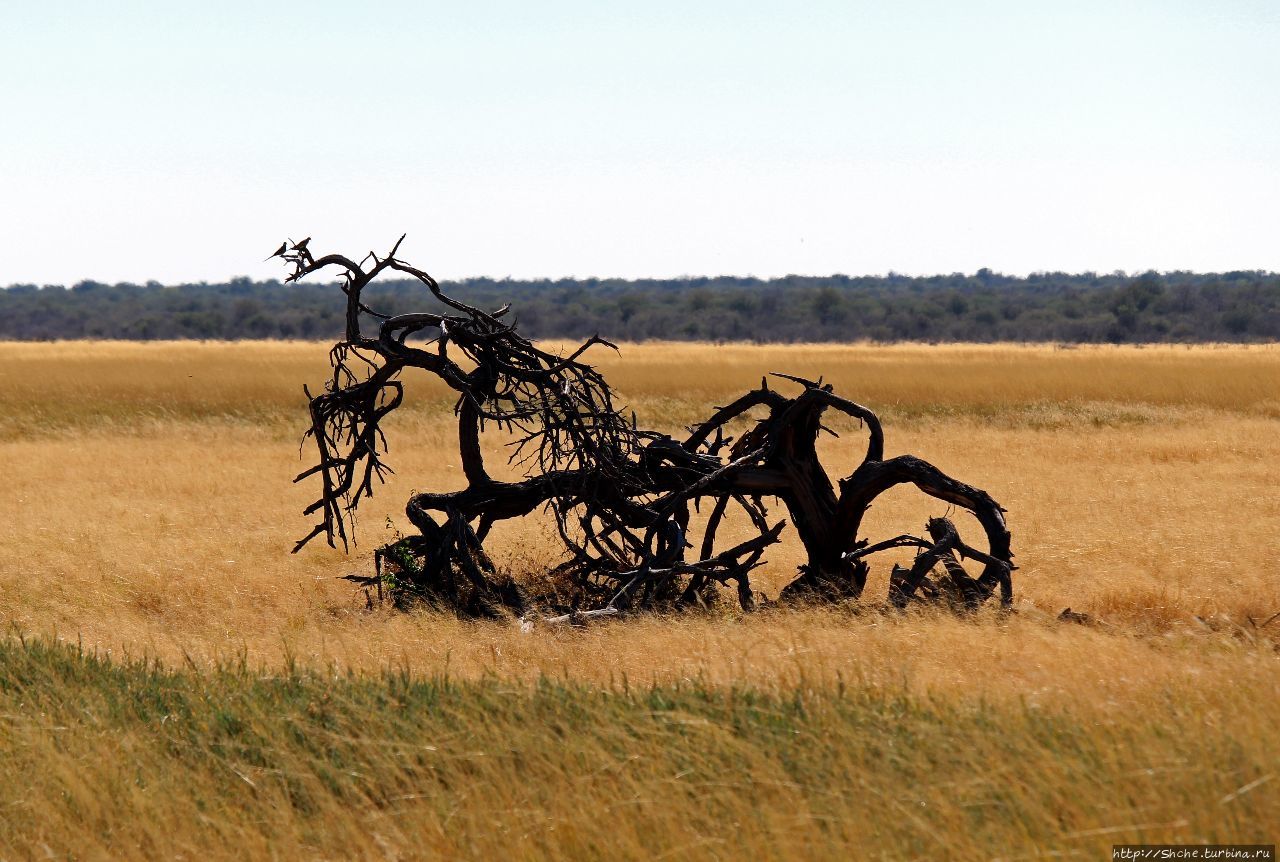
[277,236,1014,619]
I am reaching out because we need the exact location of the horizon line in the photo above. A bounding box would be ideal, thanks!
[7,267,1280,290]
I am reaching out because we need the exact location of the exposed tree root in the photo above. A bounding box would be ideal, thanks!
[276,236,1016,621]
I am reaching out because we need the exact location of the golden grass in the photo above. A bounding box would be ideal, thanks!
[2,340,1277,671]
[3,340,1278,437]
[1,340,1277,858]
[2,637,1277,861]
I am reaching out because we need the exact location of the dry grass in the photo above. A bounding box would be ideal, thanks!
[1,340,1277,859]
[3,340,1278,437]
[2,636,1277,861]
[2,340,1277,672]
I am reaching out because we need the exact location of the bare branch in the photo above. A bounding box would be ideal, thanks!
[277,234,1015,619]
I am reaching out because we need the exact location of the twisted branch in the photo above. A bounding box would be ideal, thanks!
[276,235,1016,619]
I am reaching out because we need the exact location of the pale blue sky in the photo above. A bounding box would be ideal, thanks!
[2,1,1277,284]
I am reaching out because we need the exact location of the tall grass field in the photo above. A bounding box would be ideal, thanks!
[1,341,1277,859]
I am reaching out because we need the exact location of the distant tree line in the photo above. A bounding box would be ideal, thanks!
[2,269,1278,343]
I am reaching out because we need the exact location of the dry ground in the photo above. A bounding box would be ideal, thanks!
[2,341,1277,685]
[1,340,1277,859]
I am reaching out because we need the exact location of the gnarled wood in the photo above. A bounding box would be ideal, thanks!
[276,235,1015,619]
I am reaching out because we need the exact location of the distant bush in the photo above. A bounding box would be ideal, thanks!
[2,269,1278,342]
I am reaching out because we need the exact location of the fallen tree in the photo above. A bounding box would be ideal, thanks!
[276,236,1015,620]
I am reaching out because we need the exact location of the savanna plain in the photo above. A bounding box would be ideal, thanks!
[1,340,1277,860]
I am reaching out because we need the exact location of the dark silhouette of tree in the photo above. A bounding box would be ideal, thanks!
[279,236,1016,622]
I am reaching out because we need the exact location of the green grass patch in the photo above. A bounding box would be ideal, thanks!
[0,635,1274,860]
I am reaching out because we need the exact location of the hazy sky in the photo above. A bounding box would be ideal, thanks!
[3,1,1278,285]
